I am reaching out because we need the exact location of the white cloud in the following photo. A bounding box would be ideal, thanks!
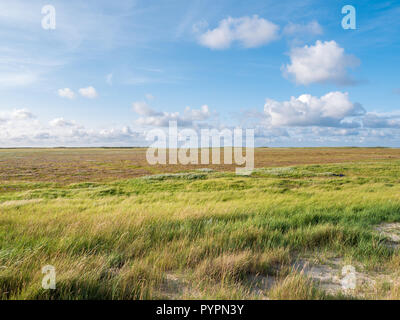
[0,109,35,122]
[58,88,75,99]
[184,105,210,121]
[283,21,323,36]
[264,92,365,127]
[10,109,35,120]
[79,86,98,99]
[362,113,400,129]
[132,101,213,127]
[198,15,279,49]
[136,113,187,127]
[283,40,360,85]
[2,106,400,147]
[49,118,76,127]
[132,101,162,117]
[0,109,146,147]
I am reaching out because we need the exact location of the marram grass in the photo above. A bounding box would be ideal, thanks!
[2,160,400,299]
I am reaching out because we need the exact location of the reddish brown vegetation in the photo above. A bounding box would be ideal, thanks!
[1,147,399,184]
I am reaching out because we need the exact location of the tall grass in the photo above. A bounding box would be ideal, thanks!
[1,161,400,299]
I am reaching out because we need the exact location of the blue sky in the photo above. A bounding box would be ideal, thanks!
[0,0,399,147]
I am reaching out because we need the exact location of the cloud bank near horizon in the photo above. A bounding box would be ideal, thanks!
[2,90,400,147]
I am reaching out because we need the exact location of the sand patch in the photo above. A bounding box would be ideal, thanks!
[159,272,202,299]
[293,258,376,296]
[375,223,400,247]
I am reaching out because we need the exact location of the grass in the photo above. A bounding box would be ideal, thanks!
[1,147,400,183]
[1,148,400,299]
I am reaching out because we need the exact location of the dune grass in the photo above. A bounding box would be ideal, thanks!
[1,158,400,299]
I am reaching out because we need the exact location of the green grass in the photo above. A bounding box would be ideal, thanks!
[2,160,400,299]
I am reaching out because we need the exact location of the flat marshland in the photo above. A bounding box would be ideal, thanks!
[2,148,400,299]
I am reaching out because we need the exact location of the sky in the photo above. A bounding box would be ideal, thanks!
[0,0,399,147]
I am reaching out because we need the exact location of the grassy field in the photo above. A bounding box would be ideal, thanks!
[2,148,400,299]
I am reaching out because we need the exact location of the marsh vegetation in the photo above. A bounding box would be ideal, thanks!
[1,148,400,299]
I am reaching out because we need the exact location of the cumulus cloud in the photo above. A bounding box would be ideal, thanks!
[11,109,35,120]
[362,113,400,129]
[58,88,75,99]
[283,40,360,85]
[184,105,210,121]
[2,106,400,147]
[198,15,279,49]
[49,118,76,127]
[0,109,35,122]
[79,86,98,99]
[238,92,400,146]
[0,109,146,147]
[132,101,213,127]
[97,126,136,140]
[132,101,163,117]
[283,21,323,36]
[137,113,188,127]
[264,91,365,127]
